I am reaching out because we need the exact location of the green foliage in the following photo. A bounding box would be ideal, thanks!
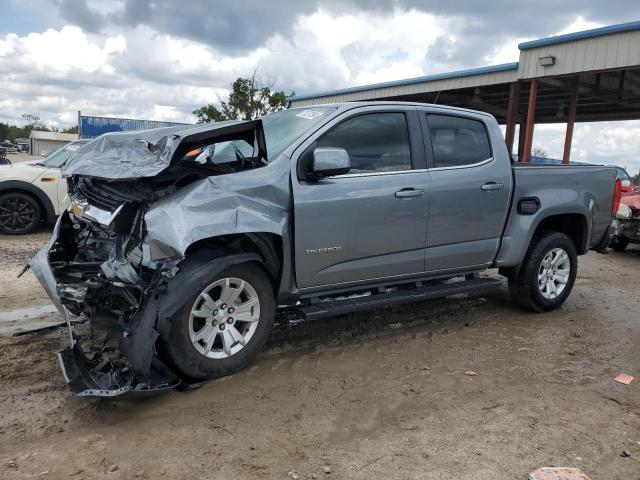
[531,147,548,158]
[0,123,31,142]
[193,73,290,123]
[0,113,65,142]
[192,104,228,123]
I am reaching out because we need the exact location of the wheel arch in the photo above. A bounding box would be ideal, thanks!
[0,180,56,224]
[533,213,589,254]
[183,232,283,287]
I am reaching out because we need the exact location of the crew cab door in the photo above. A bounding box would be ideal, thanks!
[419,110,512,272]
[292,107,429,290]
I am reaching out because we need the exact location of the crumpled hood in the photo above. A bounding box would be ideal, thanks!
[62,119,267,180]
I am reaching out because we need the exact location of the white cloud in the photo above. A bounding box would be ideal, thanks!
[0,8,638,173]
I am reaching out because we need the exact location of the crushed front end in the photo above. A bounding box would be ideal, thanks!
[28,119,275,398]
[37,177,183,397]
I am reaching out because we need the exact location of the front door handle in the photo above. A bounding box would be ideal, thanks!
[481,182,504,192]
[395,188,425,198]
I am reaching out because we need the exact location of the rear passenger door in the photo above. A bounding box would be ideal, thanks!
[292,107,430,290]
[420,111,512,273]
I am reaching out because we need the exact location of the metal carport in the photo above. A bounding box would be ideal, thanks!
[288,21,640,164]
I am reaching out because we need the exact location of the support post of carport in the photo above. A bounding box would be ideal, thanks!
[521,79,538,163]
[504,82,520,156]
[562,77,579,164]
[517,119,526,160]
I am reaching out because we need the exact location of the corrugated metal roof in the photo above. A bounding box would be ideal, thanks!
[28,131,78,141]
[518,20,640,50]
[289,63,519,102]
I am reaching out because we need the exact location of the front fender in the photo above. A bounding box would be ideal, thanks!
[144,158,291,260]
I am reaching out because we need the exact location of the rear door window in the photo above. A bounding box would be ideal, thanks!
[427,114,492,168]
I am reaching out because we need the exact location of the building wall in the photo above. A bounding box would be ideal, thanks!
[518,30,640,79]
[30,139,68,156]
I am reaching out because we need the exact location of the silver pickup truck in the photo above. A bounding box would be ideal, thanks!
[29,102,618,397]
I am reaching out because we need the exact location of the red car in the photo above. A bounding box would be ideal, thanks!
[613,167,640,251]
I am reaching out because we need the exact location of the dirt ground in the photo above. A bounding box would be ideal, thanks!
[0,230,638,480]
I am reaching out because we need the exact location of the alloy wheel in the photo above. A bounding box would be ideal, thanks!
[537,247,571,300]
[0,195,38,234]
[188,277,261,359]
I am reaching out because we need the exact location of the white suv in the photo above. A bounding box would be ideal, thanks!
[0,139,90,234]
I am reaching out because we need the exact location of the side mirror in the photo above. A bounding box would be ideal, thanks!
[311,148,351,178]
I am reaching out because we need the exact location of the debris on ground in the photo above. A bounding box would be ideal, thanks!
[465,371,478,376]
[388,322,402,329]
[528,467,591,480]
[614,373,636,385]
[323,466,331,474]
[621,450,631,458]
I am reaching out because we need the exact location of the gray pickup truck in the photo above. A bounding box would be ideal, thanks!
[29,102,618,397]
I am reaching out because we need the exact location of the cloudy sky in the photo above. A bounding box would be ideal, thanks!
[1,0,639,171]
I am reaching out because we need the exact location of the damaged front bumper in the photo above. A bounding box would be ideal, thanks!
[30,206,184,398]
[57,343,179,398]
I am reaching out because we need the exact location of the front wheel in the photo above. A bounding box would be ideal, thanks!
[161,262,275,380]
[0,192,41,235]
[509,231,578,312]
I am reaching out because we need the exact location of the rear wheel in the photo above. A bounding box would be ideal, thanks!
[509,231,578,312]
[162,263,275,380]
[0,192,41,235]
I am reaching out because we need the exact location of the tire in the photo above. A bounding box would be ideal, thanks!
[161,262,275,380]
[611,238,629,252]
[508,230,578,312]
[0,192,41,235]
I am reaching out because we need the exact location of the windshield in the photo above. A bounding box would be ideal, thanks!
[196,107,336,164]
[41,142,86,168]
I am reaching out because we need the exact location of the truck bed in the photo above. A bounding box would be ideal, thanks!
[495,163,616,266]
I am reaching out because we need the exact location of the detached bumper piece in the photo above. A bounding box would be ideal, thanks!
[57,344,180,398]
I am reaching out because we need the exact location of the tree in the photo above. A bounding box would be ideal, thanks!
[21,113,49,131]
[531,147,548,158]
[0,122,30,142]
[193,72,289,123]
[192,104,228,123]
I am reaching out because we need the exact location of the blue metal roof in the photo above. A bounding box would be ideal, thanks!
[289,62,519,102]
[518,20,640,50]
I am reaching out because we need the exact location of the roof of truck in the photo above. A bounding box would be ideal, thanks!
[291,101,495,117]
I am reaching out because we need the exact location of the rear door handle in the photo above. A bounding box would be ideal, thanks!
[395,188,425,198]
[481,182,504,192]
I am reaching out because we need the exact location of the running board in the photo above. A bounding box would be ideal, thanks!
[300,277,502,320]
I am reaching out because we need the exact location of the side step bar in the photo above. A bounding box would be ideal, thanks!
[300,277,502,320]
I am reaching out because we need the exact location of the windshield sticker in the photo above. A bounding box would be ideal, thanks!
[296,110,325,120]
[67,145,80,151]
